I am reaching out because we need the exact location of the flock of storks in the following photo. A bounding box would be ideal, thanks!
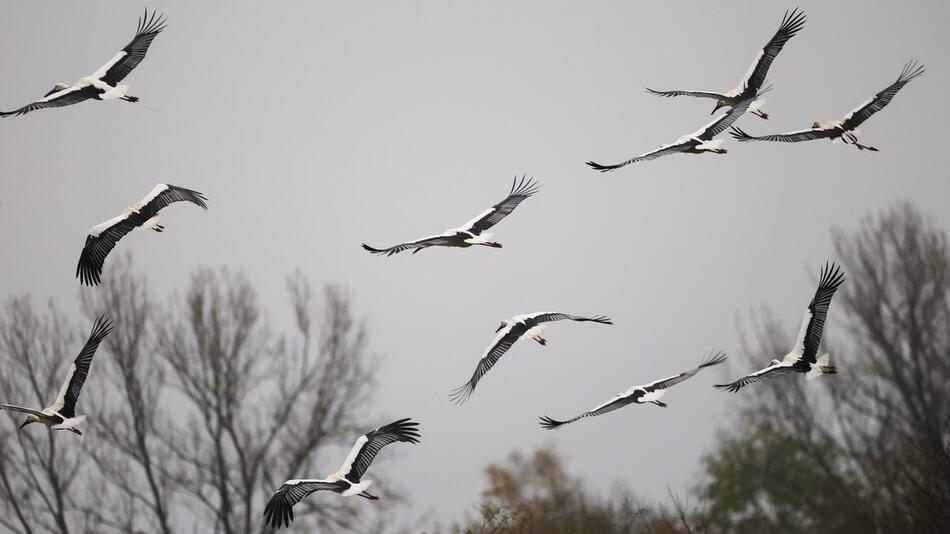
[0,7,923,530]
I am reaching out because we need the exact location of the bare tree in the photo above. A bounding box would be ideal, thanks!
[700,201,950,532]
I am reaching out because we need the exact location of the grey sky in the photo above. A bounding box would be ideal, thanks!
[1,0,948,528]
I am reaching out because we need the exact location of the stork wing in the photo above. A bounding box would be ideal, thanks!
[137,184,209,218]
[263,479,345,529]
[643,351,728,392]
[94,9,167,86]
[334,418,421,483]
[529,312,612,325]
[449,323,529,404]
[539,390,640,430]
[76,217,141,286]
[730,125,835,144]
[0,404,48,419]
[696,98,753,140]
[739,9,806,95]
[645,88,727,100]
[362,233,457,256]
[841,60,924,131]
[714,363,795,393]
[791,262,845,364]
[0,86,98,117]
[586,142,689,172]
[50,316,113,418]
[461,176,539,235]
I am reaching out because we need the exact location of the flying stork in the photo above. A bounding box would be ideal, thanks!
[539,351,726,429]
[0,316,113,436]
[76,184,208,286]
[263,418,421,529]
[730,61,925,152]
[586,98,751,171]
[647,8,806,120]
[449,313,613,404]
[362,176,538,255]
[716,262,844,393]
[1,10,166,117]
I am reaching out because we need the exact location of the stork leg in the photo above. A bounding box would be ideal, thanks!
[854,142,879,152]
[651,401,667,408]
[751,110,769,120]
[66,427,83,436]
[121,95,139,103]
[358,491,379,500]
[533,336,547,346]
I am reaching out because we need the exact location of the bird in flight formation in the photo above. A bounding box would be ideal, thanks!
[449,312,612,404]
[731,61,925,152]
[76,184,208,286]
[0,10,166,117]
[586,98,752,171]
[539,351,727,429]
[716,263,844,393]
[363,176,539,255]
[0,316,113,436]
[264,418,420,529]
[647,8,806,120]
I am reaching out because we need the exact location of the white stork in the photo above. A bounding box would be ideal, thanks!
[647,8,806,120]
[263,418,420,529]
[539,351,727,429]
[362,176,538,255]
[716,262,844,393]
[1,10,166,117]
[0,316,113,436]
[731,61,925,152]
[76,184,208,286]
[449,313,613,404]
[586,98,751,171]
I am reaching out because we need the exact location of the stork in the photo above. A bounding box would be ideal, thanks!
[450,313,612,404]
[1,10,166,117]
[263,418,420,529]
[0,316,113,436]
[716,263,844,393]
[730,61,924,152]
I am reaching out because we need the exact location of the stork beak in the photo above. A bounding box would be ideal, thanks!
[711,102,726,115]
[495,323,505,333]
[18,419,31,431]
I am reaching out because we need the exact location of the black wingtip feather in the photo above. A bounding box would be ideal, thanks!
[586,161,619,172]
[448,382,474,405]
[539,416,567,430]
[730,126,755,141]
[699,351,728,369]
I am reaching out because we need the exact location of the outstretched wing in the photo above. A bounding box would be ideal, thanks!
[0,86,99,118]
[645,88,727,100]
[714,363,794,393]
[461,176,539,235]
[696,98,753,140]
[0,404,49,419]
[792,262,845,364]
[136,184,209,219]
[739,9,806,95]
[730,125,835,144]
[841,60,924,131]
[334,418,421,483]
[76,217,141,286]
[539,390,641,430]
[263,479,345,529]
[50,316,113,418]
[644,351,728,392]
[449,323,529,404]
[362,234,457,256]
[94,9,167,86]
[529,312,612,326]
[586,142,689,172]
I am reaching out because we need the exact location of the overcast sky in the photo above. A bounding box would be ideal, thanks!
[1,0,948,529]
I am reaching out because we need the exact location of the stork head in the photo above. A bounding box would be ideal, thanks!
[812,121,822,129]
[711,100,728,115]
[495,320,509,333]
[18,416,38,431]
[43,83,70,97]
[769,358,782,366]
